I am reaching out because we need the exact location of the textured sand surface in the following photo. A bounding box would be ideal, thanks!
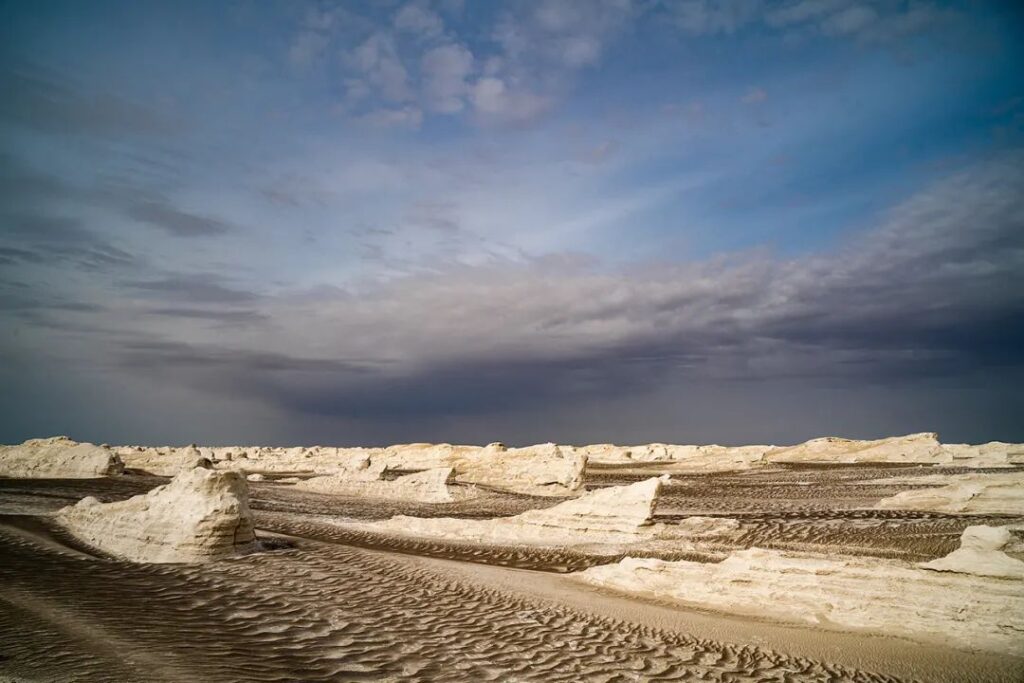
[1,449,1023,681]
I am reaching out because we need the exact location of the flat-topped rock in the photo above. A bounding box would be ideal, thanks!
[874,472,1024,515]
[54,468,258,563]
[0,437,124,479]
[573,527,1024,655]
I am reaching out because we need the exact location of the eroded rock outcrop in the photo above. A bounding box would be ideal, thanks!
[920,526,1024,579]
[874,472,1024,515]
[0,437,124,479]
[54,468,257,563]
[573,526,1024,655]
[297,467,465,503]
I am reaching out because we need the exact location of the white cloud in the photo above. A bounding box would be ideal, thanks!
[421,43,474,113]
[820,5,879,36]
[346,33,413,103]
[359,106,424,129]
[470,77,551,124]
[394,2,445,39]
[670,0,762,35]
[741,86,767,104]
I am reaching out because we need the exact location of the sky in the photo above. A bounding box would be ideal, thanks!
[1,0,1023,447]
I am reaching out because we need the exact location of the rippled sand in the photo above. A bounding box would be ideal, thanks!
[1,464,1022,682]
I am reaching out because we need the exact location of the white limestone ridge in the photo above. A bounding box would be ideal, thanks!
[347,476,742,548]
[874,472,1024,515]
[54,468,258,563]
[573,525,1024,655]
[0,437,124,479]
[513,475,665,532]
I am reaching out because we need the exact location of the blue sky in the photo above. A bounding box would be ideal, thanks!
[2,1,1023,446]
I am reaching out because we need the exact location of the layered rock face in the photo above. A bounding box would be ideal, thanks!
[54,468,258,563]
[874,472,1024,515]
[0,437,124,479]
[297,467,463,503]
[574,525,1024,655]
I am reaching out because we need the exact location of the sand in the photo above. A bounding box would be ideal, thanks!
[1,448,1022,681]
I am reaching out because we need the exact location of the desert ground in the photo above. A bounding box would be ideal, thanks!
[0,434,1022,682]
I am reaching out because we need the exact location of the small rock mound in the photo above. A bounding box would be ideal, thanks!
[55,468,257,563]
[920,526,1024,579]
[0,437,124,479]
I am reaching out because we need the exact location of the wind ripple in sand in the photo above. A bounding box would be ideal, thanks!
[0,524,902,683]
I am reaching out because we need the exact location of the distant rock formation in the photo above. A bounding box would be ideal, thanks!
[765,432,1023,467]
[0,437,124,479]
[577,443,772,471]
[297,467,464,503]
[765,432,948,464]
[874,472,1024,515]
[380,442,586,497]
[54,468,258,563]
[573,525,1024,655]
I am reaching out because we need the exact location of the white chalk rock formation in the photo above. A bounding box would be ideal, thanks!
[353,476,736,548]
[765,432,950,465]
[115,444,212,476]
[874,472,1024,515]
[377,442,586,496]
[579,443,772,472]
[765,433,1024,468]
[297,467,464,503]
[513,476,664,533]
[920,526,1024,579]
[941,441,1024,467]
[0,437,124,479]
[574,529,1024,655]
[54,468,257,563]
